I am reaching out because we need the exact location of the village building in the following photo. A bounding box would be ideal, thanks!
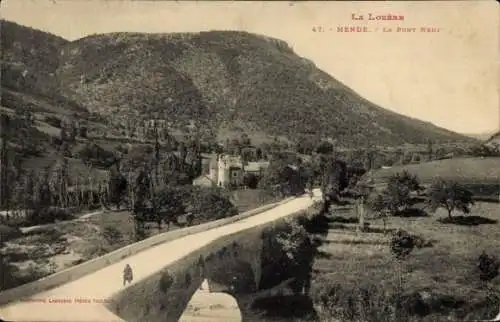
[193,154,270,188]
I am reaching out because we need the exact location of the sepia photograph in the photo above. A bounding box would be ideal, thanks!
[0,1,498,321]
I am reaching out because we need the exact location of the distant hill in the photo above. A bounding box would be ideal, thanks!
[486,131,500,145]
[56,30,475,147]
[2,20,476,154]
[1,20,88,117]
[461,131,498,141]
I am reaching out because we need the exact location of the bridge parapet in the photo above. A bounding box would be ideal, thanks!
[107,203,318,322]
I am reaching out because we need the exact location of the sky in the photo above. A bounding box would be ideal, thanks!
[2,0,499,134]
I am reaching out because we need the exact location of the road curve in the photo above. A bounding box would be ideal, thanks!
[0,190,322,322]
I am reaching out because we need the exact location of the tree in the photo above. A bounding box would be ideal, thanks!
[351,182,373,232]
[390,229,416,319]
[163,129,177,152]
[299,163,314,192]
[185,149,202,181]
[256,148,263,160]
[154,187,186,230]
[0,224,18,291]
[23,171,36,211]
[133,167,151,241]
[32,168,53,218]
[366,192,391,232]
[365,176,414,233]
[108,165,128,209]
[153,126,161,186]
[243,173,259,189]
[365,149,376,170]
[161,152,192,187]
[61,141,72,157]
[258,160,304,197]
[68,122,78,143]
[178,141,187,163]
[427,179,474,218]
[388,170,422,195]
[347,166,367,188]
[186,187,237,223]
[49,158,69,208]
[0,114,10,209]
[369,171,422,219]
[320,158,348,212]
[470,143,500,158]
[275,218,315,295]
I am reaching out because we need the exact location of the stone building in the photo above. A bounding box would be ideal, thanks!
[193,154,270,188]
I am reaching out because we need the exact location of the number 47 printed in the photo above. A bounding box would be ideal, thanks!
[312,26,324,32]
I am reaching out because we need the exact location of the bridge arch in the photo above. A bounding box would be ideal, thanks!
[107,214,317,322]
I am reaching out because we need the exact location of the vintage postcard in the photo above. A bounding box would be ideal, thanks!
[0,1,499,321]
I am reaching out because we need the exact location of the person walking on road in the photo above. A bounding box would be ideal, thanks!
[123,264,133,286]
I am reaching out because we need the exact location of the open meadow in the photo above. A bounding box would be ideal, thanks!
[310,201,500,321]
[369,157,500,185]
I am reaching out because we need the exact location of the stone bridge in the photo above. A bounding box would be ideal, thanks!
[111,226,268,322]
[0,190,322,322]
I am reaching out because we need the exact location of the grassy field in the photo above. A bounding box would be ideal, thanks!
[309,202,500,321]
[368,157,500,185]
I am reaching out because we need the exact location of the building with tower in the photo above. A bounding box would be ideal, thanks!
[193,153,269,188]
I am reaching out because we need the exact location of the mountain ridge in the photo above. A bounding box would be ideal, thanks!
[1,20,476,148]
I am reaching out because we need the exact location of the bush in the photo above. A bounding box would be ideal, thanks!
[315,282,397,321]
[390,229,416,260]
[260,215,318,294]
[158,270,174,293]
[477,251,500,282]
